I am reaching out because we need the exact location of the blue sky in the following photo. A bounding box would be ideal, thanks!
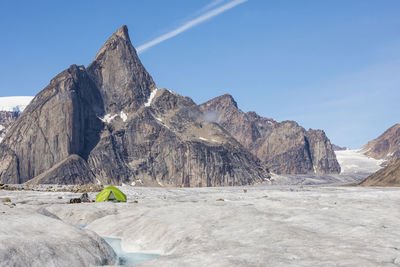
[0,0,399,148]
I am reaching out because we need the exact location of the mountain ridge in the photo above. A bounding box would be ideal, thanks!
[0,26,269,186]
[199,94,341,174]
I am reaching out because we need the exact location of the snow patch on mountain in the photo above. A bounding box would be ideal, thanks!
[100,114,118,123]
[0,96,34,112]
[120,111,128,122]
[144,88,158,107]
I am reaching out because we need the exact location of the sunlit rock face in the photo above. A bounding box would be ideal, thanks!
[361,123,400,162]
[200,94,341,174]
[0,26,269,186]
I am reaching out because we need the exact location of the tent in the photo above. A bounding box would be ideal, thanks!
[95,186,127,202]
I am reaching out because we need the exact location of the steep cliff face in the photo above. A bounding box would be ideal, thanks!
[361,124,400,162]
[87,25,156,114]
[0,26,269,186]
[199,94,340,174]
[0,65,103,184]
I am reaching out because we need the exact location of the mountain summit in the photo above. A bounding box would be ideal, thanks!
[87,25,156,114]
[0,26,269,186]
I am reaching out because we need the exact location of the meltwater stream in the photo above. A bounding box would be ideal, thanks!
[103,237,160,266]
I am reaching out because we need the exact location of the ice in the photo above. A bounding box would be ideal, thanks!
[144,88,158,107]
[0,207,116,266]
[103,237,159,265]
[0,96,33,112]
[2,170,400,266]
[335,149,384,174]
[120,111,128,122]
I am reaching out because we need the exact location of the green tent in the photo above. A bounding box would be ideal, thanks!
[96,186,127,202]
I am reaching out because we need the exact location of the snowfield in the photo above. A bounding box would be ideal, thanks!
[0,205,116,267]
[0,149,396,266]
[0,96,33,112]
[1,184,400,266]
[335,149,385,174]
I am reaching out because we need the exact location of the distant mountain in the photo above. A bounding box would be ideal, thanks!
[360,157,400,186]
[359,123,400,186]
[332,144,348,151]
[199,94,341,174]
[0,97,33,142]
[361,124,400,162]
[0,26,268,186]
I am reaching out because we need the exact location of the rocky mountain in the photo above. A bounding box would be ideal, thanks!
[0,97,33,142]
[199,94,340,174]
[332,144,348,151]
[359,123,400,186]
[0,26,269,186]
[361,124,400,162]
[360,157,400,186]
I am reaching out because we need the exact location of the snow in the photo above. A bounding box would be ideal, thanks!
[0,205,116,266]
[3,185,399,266]
[156,117,162,122]
[167,89,178,96]
[0,125,4,131]
[199,137,219,143]
[100,111,129,123]
[0,149,396,266]
[120,111,128,122]
[335,149,384,174]
[144,88,158,107]
[100,113,118,123]
[0,96,33,112]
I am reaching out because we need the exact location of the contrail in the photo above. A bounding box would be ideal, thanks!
[136,0,248,54]
[199,0,227,13]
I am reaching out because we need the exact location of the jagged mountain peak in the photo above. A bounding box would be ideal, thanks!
[0,26,269,186]
[87,25,156,114]
[204,94,238,109]
[114,25,130,40]
[91,25,132,62]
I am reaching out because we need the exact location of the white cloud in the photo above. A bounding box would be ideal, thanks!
[136,0,248,54]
